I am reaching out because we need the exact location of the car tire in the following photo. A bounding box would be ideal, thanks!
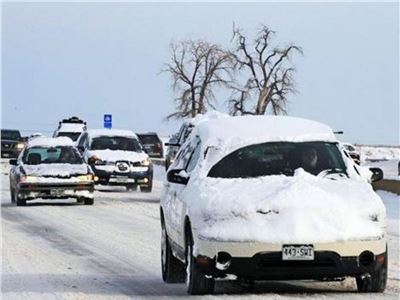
[356,249,387,293]
[141,184,152,193]
[10,187,15,203]
[16,193,26,206]
[84,198,94,205]
[186,225,215,295]
[161,219,185,283]
[126,184,137,192]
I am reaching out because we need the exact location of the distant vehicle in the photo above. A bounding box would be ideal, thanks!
[28,132,45,141]
[136,132,164,158]
[53,116,87,142]
[342,143,361,165]
[165,122,194,171]
[161,116,386,294]
[1,129,25,158]
[9,137,95,206]
[77,129,153,192]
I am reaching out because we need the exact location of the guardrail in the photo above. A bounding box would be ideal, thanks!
[372,180,400,195]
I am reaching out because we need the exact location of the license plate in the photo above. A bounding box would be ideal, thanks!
[282,244,314,260]
[110,177,134,183]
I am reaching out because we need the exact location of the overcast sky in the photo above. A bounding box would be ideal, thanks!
[2,2,399,145]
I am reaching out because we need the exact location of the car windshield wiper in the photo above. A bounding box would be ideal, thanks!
[318,168,348,178]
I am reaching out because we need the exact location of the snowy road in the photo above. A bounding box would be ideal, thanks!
[1,161,399,299]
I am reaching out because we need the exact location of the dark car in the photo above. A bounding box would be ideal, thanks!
[9,137,95,206]
[1,129,25,158]
[77,129,153,192]
[165,122,194,170]
[136,132,164,158]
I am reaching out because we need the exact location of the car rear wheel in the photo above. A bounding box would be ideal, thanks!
[161,219,185,283]
[10,187,15,203]
[16,193,26,206]
[356,250,387,293]
[186,226,215,295]
[141,184,152,193]
[84,198,94,205]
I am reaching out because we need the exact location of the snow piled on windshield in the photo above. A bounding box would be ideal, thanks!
[28,137,76,147]
[184,168,385,243]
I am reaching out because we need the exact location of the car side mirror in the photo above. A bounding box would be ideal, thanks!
[77,146,85,153]
[9,159,17,166]
[167,169,189,185]
[370,167,383,182]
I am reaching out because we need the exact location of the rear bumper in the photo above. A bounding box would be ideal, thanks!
[17,182,94,200]
[193,236,386,280]
[196,251,386,280]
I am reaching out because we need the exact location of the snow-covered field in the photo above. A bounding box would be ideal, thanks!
[358,145,399,180]
[1,159,399,299]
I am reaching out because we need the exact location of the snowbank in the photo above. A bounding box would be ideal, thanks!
[185,169,385,243]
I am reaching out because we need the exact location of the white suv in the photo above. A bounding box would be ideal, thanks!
[160,116,386,295]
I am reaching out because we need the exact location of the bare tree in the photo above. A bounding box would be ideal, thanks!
[229,25,303,115]
[164,40,233,119]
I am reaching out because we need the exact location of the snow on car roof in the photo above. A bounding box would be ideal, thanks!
[87,129,138,139]
[195,115,337,146]
[28,137,76,148]
[57,123,86,133]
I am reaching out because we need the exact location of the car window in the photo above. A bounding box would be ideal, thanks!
[22,146,83,165]
[90,136,142,152]
[186,141,201,173]
[56,132,81,141]
[1,130,21,140]
[208,142,346,178]
[137,134,160,144]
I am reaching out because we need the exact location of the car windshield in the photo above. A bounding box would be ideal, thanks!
[90,136,142,152]
[1,130,21,140]
[137,134,160,144]
[57,132,81,141]
[208,142,347,178]
[22,146,83,165]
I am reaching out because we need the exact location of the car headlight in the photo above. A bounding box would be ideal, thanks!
[20,175,38,183]
[141,158,151,166]
[16,143,25,149]
[77,174,94,181]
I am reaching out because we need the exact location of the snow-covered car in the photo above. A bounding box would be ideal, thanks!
[53,116,87,142]
[77,129,153,192]
[9,137,95,206]
[160,116,386,295]
[342,142,361,165]
[136,132,164,158]
[164,111,229,171]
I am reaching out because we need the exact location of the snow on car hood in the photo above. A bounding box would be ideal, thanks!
[23,163,89,177]
[88,150,148,163]
[183,169,386,243]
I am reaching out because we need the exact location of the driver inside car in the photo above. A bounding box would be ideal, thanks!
[300,148,319,175]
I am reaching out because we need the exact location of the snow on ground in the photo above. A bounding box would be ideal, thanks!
[1,159,399,299]
[358,146,399,181]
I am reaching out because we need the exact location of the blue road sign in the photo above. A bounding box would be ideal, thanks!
[104,114,112,129]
